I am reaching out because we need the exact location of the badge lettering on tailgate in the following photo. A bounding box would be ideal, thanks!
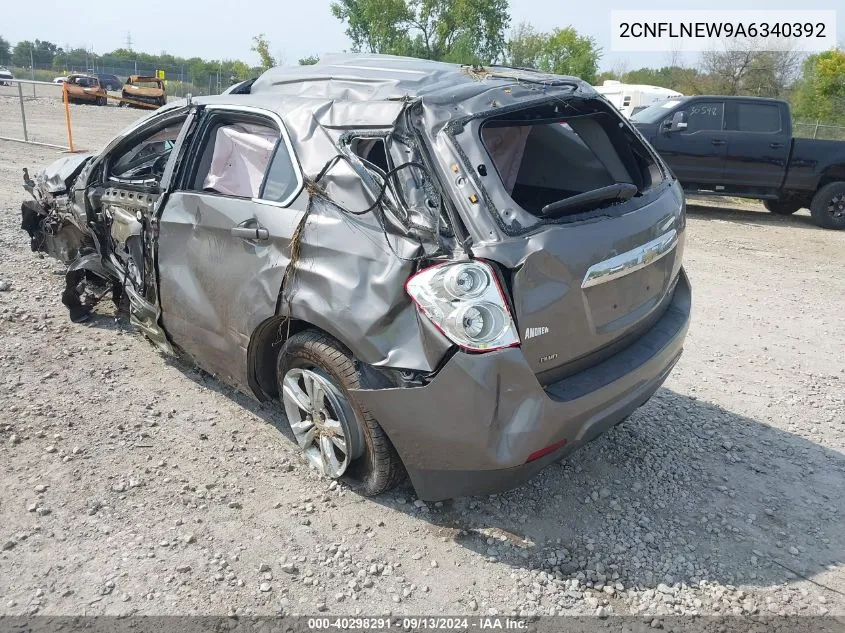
[525,326,549,340]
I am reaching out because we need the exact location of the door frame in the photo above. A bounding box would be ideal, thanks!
[654,98,727,186]
[172,104,304,211]
[154,103,307,387]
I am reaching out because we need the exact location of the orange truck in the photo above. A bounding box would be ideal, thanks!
[121,75,166,108]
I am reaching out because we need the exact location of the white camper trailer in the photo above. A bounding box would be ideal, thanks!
[594,80,683,118]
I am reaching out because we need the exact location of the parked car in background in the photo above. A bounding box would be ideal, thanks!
[632,96,845,229]
[0,67,14,86]
[64,74,108,106]
[53,76,67,84]
[20,56,690,501]
[595,80,682,118]
[121,75,166,107]
[95,72,122,91]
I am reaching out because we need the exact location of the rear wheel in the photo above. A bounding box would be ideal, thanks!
[810,182,845,230]
[763,199,800,215]
[276,330,403,496]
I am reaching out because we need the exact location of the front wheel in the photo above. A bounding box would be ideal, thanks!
[810,182,845,230]
[276,330,404,496]
[763,199,800,215]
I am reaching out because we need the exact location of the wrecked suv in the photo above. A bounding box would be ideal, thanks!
[21,55,690,501]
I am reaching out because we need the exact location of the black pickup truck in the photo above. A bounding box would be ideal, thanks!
[631,96,845,229]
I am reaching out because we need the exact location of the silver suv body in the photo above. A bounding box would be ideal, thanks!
[21,55,690,500]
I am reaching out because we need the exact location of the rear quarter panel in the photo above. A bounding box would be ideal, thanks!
[784,139,845,192]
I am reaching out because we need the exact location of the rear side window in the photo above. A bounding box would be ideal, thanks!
[261,143,300,203]
[193,122,277,198]
[733,103,782,133]
[188,112,301,204]
[681,102,724,132]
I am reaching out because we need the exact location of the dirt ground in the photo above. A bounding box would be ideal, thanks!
[1,97,844,619]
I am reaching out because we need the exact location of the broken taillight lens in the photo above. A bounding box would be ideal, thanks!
[405,261,520,352]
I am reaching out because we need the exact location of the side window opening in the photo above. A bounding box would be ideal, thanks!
[109,117,187,182]
[261,140,300,204]
[680,102,724,133]
[191,119,278,199]
[733,103,781,133]
[479,101,659,218]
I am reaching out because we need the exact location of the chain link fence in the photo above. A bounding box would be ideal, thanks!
[793,121,845,141]
[0,78,154,152]
[6,62,240,98]
[0,79,70,149]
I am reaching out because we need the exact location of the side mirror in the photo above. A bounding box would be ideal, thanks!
[665,111,688,132]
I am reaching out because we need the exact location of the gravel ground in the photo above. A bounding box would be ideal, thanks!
[1,98,844,619]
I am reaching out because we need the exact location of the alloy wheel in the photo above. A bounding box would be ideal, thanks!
[281,367,362,478]
[828,194,845,219]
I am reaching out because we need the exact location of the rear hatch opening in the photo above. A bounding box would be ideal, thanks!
[452,96,684,382]
[478,98,666,225]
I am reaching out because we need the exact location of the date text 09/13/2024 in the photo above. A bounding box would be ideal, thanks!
[307,617,530,630]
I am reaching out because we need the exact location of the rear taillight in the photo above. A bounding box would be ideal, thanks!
[405,261,520,352]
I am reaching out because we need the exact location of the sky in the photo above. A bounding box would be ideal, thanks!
[2,0,842,73]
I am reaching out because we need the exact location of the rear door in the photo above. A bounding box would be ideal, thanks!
[157,105,305,389]
[721,100,790,191]
[650,99,726,186]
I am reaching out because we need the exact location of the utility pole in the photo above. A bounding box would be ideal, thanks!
[125,31,133,51]
[29,46,35,97]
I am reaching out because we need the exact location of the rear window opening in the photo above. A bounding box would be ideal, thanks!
[350,137,390,172]
[479,99,663,219]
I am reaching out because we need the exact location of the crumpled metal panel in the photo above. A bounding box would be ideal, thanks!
[37,153,94,194]
[351,271,691,499]
[158,188,451,394]
[157,190,303,389]
[283,196,452,371]
[251,54,591,104]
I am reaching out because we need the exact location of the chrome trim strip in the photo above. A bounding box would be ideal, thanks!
[581,229,678,289]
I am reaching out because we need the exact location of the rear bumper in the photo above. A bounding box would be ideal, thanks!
[351,269,691,501]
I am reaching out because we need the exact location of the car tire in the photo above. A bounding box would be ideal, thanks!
[276,330,404,496]
[763,199,800,215]
[810,182,845,230]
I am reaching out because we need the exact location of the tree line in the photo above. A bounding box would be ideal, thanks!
[2,0,843,125]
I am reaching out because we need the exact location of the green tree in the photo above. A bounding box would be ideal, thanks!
[330,0,510,64]
[619,65,707,94]
[506,22,544,69]
[299,55,320,65]
[252,34,276,70]
[0,35,10,65]
[791,49,845,125]
[53,47,91,71]
[537,27,600,82]
[12,39,58,67]
[505,23,601,83]
[699,44,801,98]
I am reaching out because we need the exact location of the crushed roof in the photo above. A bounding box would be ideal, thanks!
[249,54,592,103]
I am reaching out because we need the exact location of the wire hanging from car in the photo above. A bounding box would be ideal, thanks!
[308,154,457,263]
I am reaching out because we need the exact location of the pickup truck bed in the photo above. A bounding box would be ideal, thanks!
[632,96,845,229]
